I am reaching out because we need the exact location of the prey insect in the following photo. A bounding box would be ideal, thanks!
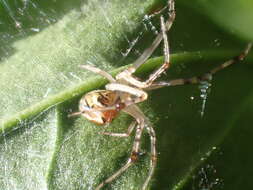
[69,0,252,189]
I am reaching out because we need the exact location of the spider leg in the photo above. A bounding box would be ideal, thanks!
[100,121,136,137]
[95,105,146,190]
[68,106,118,118]
[68,111,83,117]
[132,0,174,71]
[95,123,145,190]
[142,16,171,86]
[116,0,175,82]
[145,43,252,90]
[79,65,115,82]
[105,83,148,104]
[142,123,157,190]
[116,15,172,89]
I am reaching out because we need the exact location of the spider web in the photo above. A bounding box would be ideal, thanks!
[0,1,64,189]
[0,1,161,189]
[1,0,245,189]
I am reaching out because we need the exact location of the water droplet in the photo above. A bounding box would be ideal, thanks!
[198,80,212,117]
[30,28,40,32]
[144,14,149,20]
[15,21,21,29]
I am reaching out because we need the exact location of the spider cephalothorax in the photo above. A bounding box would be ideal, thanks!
[79,90,121,125]
[68,0,252,189]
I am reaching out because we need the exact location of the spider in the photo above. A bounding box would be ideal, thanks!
[69,0,252,189]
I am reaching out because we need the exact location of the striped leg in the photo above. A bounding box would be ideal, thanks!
[143,15,171,85]
[95,105,146,190]
[145,43,252,90]
[115,0,175,88]
[129,0,175,72]
[95,121,145,190]
[116,15,173,89]
[142,124,157,190]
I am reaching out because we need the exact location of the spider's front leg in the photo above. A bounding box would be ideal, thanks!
[130,0,174,72]
[79,65,115,82]
[116,0,175,89]
[145,43,252,90]
[116,16,172,89]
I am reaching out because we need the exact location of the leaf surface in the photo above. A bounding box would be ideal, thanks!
[0,0,253,190]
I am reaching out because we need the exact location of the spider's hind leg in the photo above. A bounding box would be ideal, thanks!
[95,120,145,190]
[142,124,157,190]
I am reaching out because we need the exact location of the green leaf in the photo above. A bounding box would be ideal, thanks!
[1,0,253,190]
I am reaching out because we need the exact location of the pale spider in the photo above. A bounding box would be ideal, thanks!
[69,0,252,189]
